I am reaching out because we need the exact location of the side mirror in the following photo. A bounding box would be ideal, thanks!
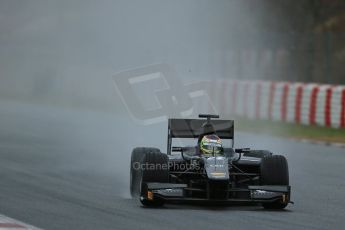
[235,148,250,153]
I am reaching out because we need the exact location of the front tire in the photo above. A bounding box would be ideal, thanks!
[260,155,289,209]
[130,147,169,207]
[130,147,161,197]
[140,150,169,206]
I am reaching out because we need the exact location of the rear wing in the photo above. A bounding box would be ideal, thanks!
[167,118,234,155]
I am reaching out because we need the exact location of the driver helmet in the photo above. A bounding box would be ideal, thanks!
[200,134,223,156]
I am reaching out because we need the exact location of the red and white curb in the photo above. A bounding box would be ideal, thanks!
[0,214,42,230]
[206,79,345,129]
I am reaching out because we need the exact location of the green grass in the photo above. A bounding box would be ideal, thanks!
[235,118,345,143]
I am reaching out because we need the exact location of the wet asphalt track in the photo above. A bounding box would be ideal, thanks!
[0,100,345,230]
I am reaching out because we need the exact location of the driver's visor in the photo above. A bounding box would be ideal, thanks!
[202,143,222,151]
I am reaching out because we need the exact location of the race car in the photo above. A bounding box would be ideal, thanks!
[130,114,291,209]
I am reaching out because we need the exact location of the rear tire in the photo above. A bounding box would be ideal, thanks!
[260,155,289,209]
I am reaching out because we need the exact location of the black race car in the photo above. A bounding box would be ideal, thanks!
[130,114,292,209]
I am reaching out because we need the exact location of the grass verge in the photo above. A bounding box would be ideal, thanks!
[235,118,345,144]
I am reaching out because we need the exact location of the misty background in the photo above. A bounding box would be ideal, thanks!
[1,0,344,110]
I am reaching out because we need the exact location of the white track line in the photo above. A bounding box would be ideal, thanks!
[0,214,42,230]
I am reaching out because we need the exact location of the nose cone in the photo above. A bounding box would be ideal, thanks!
[204,157,229,180]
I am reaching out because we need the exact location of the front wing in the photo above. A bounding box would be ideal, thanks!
[142,183,291,205]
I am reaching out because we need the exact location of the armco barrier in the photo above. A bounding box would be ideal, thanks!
[206,80,345,129]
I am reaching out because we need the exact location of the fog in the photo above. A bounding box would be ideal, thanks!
[0,0,286,107]
[0,0,290,196]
